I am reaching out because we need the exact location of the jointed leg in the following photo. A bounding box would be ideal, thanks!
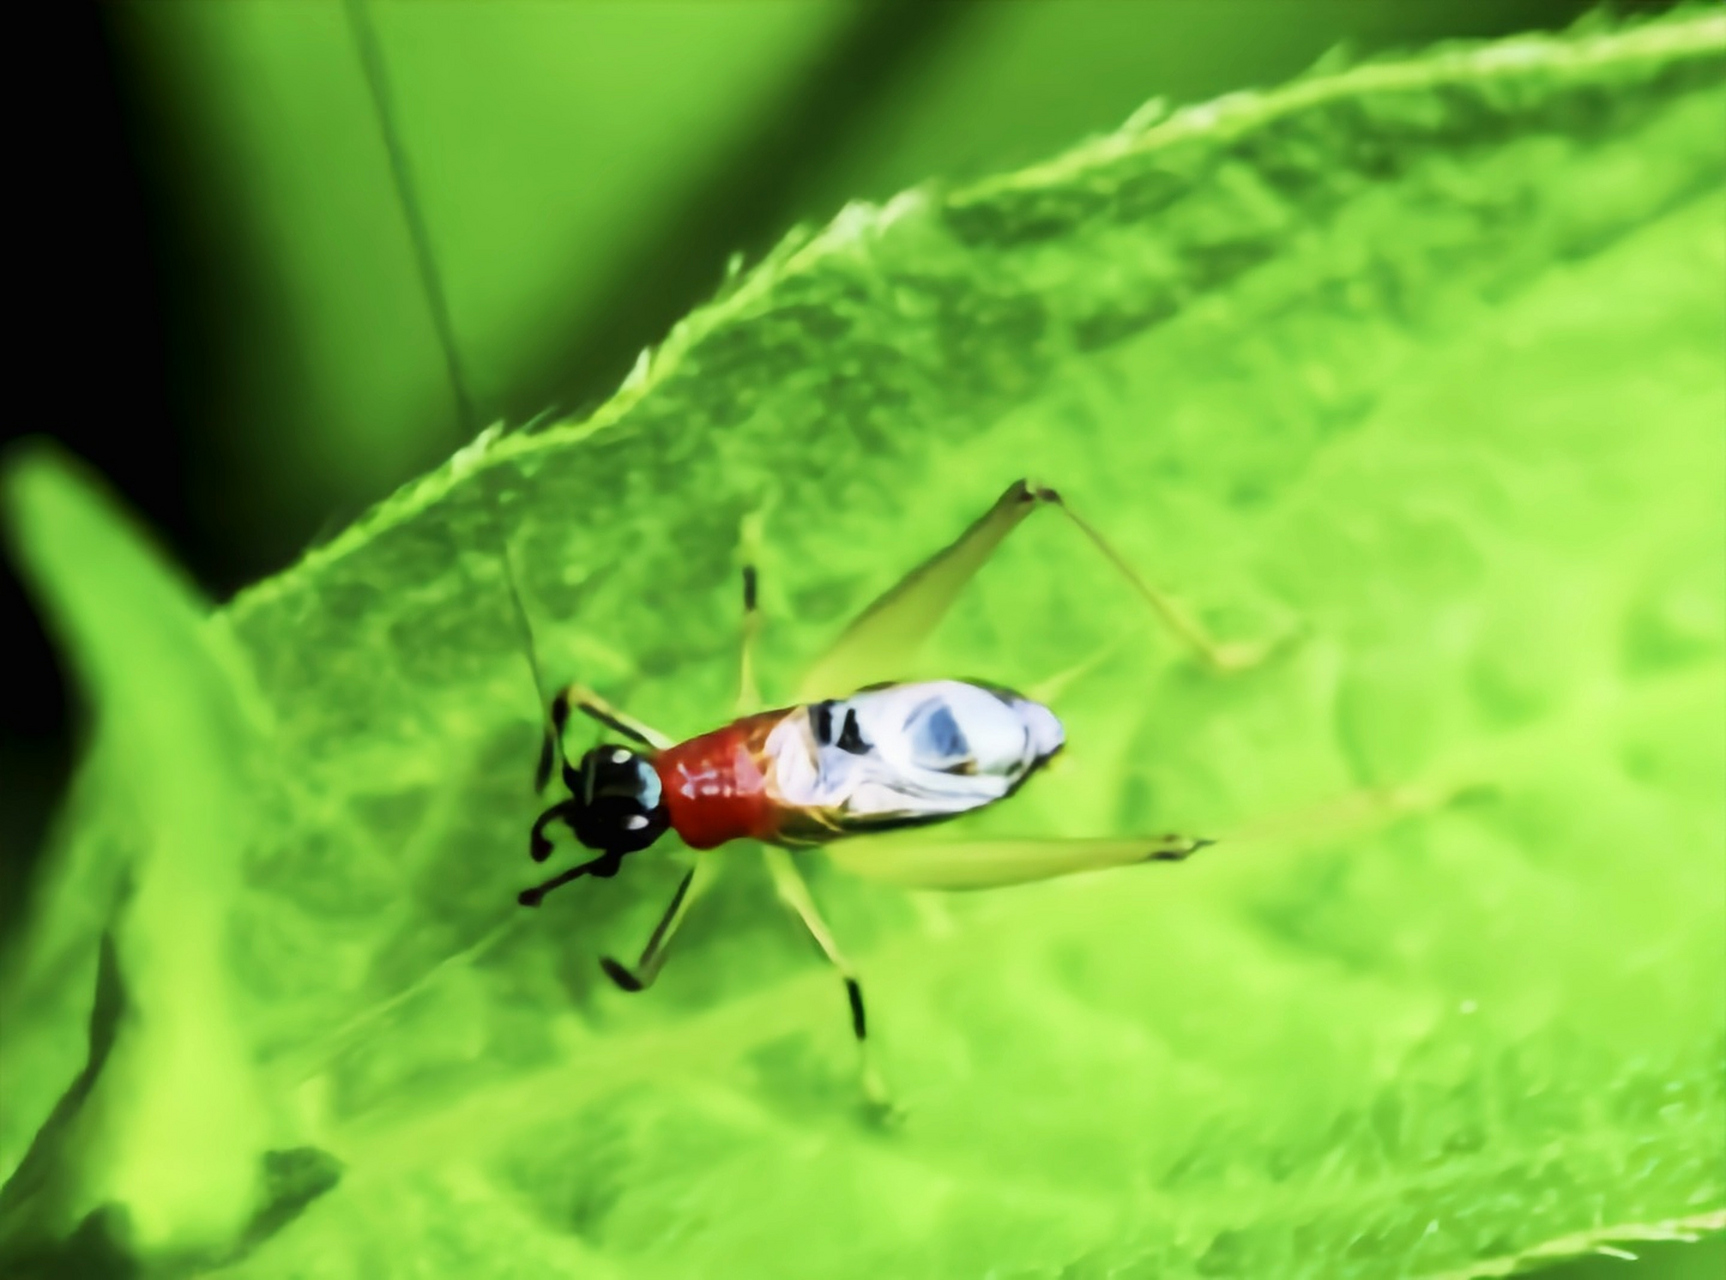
[599,857,720,991]
[823,777,1470,893]
[1025,631,1135,707]
[1218,780,1463,851]
[823,833,1213,890]
[798,480,1043,702]
[737,511,764,716]
[535,681,674,791]
[796,479,1264,702]
[761,846,890,1109]
[1046,492,1269,674]
[553,682,674,752]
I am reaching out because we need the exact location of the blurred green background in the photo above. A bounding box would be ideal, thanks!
[3,2,1717,1276]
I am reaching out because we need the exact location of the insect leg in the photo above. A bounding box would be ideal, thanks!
[518,849,624,907]
[598,857,720,992]
[1024,631,1135,707]
[797,479,1050,702]
[1217,780,1468,850]
[824,833,1213,890]
[537,683,675,791]
[826,780,1468,891]
[737,511,764,715]
[761,846,891,1109]
[796,478,1274,701]
[1042,490,1273,674]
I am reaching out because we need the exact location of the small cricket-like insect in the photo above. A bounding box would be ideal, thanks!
[516,480,1257,1101]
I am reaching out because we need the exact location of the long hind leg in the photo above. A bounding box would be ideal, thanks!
[823,833,1212,890]
[761,847,891,1110]
[1040,486,1275,673]
[796,479,1264,702]
[599,857,722,990]
[533,683,675,791]
[823,783,1463,892]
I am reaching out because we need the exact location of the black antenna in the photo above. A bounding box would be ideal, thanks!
[497,539,565,792]
[344,0,478,439]
[499,542,549,703]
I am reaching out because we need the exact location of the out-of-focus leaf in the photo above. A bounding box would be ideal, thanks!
[5,12,1724,1278]
[114,0,846,541]
[0,455,276,1261]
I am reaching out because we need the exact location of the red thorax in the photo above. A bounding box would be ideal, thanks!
[652,710,786,849]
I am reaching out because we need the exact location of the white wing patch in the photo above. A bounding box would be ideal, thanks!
[765,680,1064,833]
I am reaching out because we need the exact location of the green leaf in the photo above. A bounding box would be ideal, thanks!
[0,454,282,1263]
[6,12,1725,1277]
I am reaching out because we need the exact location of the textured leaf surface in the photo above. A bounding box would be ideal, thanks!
[4,14,1724,1278]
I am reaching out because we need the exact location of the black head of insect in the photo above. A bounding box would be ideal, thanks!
[521,745,669,906]
[563,744,670,856]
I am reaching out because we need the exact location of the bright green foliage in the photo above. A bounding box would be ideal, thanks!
[4,13,1725,1278]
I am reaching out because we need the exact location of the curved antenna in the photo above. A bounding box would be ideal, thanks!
[499,541,551,705]
[344,0,478,438]
[497,540,565,792]
[825,833,1212,891]
[518,849,624,907]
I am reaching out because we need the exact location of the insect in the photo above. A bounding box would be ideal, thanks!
[516,479,1257,1101]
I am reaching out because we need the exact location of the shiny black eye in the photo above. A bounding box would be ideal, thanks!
[567,746,668,855]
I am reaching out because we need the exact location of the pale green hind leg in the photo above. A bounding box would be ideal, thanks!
[762,846,893,1113]
[825,833,1213,891]
[1045,487,1276,673]
[796,479,1271,704]
[825,782,1467,893]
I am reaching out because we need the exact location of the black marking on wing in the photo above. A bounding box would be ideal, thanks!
[836,708,869,755]
[813,700,836,746]
[534,731,557,792]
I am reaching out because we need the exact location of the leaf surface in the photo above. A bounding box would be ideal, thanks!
[4,13,1724,1278]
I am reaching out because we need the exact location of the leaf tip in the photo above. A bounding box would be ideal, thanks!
[1,438,108,574]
